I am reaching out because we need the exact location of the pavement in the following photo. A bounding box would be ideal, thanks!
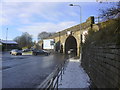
[58,58,90,88]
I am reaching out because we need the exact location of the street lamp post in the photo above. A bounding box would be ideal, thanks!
[6,28,8,51]
[69,4,82,30]
[69,4,82,58]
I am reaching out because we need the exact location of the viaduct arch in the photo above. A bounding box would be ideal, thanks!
[65,35,77,56]
[38,16,99,57]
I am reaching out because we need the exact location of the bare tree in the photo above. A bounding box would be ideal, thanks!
[38,32,55,40]
[14,32,33,48]
[99,2,120,20]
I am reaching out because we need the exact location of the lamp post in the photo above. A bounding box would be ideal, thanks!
[6,28,8,51]
[69,4,82,58]
[69,4,82,30]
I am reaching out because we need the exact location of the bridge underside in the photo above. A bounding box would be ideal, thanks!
[65,36,77,56]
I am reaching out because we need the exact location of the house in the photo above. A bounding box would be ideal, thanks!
[0,40,18,51]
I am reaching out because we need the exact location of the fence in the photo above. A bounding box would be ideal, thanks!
[36,59,69,90]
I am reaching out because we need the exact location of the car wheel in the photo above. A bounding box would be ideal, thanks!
[34,53,37,56]
[33,53,35,55]
[45,53,48,56]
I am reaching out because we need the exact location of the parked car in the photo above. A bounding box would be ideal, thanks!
[10,49,22,55]
[22,49,30,52]
[33,50,50,56]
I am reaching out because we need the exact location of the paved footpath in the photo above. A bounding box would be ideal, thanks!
[58,58,90,88]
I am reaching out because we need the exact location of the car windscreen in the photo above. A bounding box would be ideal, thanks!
[12,49,18,52]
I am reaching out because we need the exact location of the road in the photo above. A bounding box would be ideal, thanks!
[1,52,69,88]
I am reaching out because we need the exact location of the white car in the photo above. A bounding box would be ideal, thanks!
[10,49,22,55]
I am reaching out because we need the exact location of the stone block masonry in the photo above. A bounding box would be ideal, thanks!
[81,44,120,88]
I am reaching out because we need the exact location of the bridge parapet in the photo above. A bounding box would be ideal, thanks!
[40,16,95,40]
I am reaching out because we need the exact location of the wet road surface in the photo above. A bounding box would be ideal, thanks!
[2,52,69,88]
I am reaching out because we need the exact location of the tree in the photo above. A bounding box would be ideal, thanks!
[14,32,33,48]
[99,2,120,20]
[38,32,55,40]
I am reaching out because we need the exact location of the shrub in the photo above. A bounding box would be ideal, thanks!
[84,18,120,45]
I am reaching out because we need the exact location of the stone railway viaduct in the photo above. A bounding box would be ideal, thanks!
[38,16,99,56]
[38,17,120,88]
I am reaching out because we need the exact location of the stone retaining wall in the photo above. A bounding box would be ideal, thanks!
[81,44,120,88]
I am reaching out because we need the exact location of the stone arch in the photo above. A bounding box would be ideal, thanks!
[65,35,77,56]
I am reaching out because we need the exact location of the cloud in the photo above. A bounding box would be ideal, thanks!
[2,0,98,2]
[0,17,10,25]
[18,21,77,38]
[1,2,82,41]
[1,2,56,25]
[1,2,80,25]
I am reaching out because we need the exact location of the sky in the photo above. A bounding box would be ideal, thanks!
[0,0,118,42]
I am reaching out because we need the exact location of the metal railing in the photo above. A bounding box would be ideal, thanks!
[36,59,68,90]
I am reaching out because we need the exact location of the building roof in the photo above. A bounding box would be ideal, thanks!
[0,40,18,44]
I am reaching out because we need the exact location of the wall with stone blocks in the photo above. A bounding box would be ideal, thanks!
[81,44,120,88]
